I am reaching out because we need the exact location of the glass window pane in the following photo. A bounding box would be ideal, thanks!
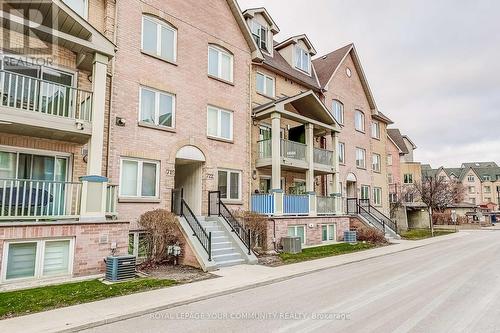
[55,158,67,182]
[159,93,173,127]
[140,88,156,124]
[221,53,231,81]
[128,234,134,255]
[207,107,218,136]
[328,225,335,241]
[142,18,158,54]
[62,0,86,17]
[265,77,273,96]
[230,172,239,199]
[17,153,31,179]
[322,225,327,241]
[256,73,264,94]
[287,226,295,237]
[218,171,228,198]
[141,163,157,197]
[32,155,55,180]
[43,240,70,276]
[297,226,305,244]
[138,233,149,257]
[121,160,138,196]
[295,47,301,68]
[160,26,175,61]
[0,151,17,178]
[220,111,231,139]
[208,48,219,77]
[6,242,37,280]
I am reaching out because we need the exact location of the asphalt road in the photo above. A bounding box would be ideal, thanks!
[82,230,500,333]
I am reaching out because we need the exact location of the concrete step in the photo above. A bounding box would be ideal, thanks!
[216,258,246,268]
[212,241,233,250]
[212,235,229,242]
[212,252,242,261]
[212,247,237,256]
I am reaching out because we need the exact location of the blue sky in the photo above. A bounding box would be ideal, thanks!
[237,0,500,168]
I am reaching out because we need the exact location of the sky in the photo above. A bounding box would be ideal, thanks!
[237,0,500,168]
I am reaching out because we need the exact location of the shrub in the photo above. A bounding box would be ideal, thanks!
[232,210,269,252]
[355,226,387,244]
[138,209,180,264]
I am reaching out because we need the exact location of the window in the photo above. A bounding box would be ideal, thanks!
[388,173,393,184]
[119,158,159,198]
[207,106,233,140]
[485,197,491,202]
[208,45,233,82]
[471,198,476,205]
[128,232,149,259]
[373,187,382,206]
[251,20,268,51]
[468,175,475,182]
[404,173,413,184]
[355,110,365,132]
[256,72,274,97]
[290,179,306,195]
[372,153,381,172]
[294,46,310,73]
[218,169,241,200]
[361,185,370,200]
[322,224,336,242]
[288,225,306,245]
[387,154,393,166]
[371,121,380,139]
[404,193,414,203]
[468,186,475,194]
[2,239,72,281]
[389,192,397,203]
[142,16,176,62]
[332,100,344,124]
[356,148,366,169]
[483,175,491,181]
[139,87,175,128]
[0,149,69,181]
[338,142,345,164]
[63,0,87,18]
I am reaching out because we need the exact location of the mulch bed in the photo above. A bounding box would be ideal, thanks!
[138,264,216,283]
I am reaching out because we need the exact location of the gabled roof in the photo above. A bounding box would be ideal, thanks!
[387,129,409,154]
[461,162,499,168]
[372,111,393,124]
[259,40,321,90]
[312,43,378,111]
[242,7,280,33]
[226,0,264,61]
[403,135,417,150]
[274,34,317,55]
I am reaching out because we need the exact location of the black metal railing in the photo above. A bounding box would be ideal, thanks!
[369,205,398,234]
[172,188,211,261]
[208,191,251,255]
[358,204,385,233]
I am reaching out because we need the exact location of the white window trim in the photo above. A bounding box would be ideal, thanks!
[371,121,380,139]
[338,142,345,164]
[119,157,160,199]
[217,168,242,201]
[404,173,414,184]
[294,45,311,74]
[207,105,234,141]
[372,153,381,173]
[251,20,269,53]
[138,86,176,129]
[373,187,382,206]
[141,15,177,62]
[256,72,275,98]
[361,185,370,200]
[332,100,344,125]
[1,238,74,283]
[356,148,366,169]
[208,45,234,82]
[321,224,337,243]
[355,110,365,132]
[288,225,306,245]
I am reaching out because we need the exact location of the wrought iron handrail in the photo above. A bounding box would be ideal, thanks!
[208,191,251,255]
[368,205,398,234]
[174,192,211,261]
[358,204,386,233]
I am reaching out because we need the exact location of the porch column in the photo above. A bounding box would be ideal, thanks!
[271,112,283,215]
[305,123,316,216]
[87,52,109,176]
[332,131,343,214]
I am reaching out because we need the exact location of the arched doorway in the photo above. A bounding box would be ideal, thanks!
[346,173,357,198]
[175,146,205,216]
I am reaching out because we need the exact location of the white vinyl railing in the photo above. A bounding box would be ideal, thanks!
[0,179,82,220]
[313,147,334,166]
[0,70,93,122]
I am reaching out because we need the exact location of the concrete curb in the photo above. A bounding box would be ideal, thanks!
[58,232,466,332]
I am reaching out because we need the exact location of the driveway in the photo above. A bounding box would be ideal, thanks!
[82,230,500,333]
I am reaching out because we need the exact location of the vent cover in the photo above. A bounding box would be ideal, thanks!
[105,255,136,282]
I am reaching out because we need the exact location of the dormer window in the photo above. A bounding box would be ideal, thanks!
[251,21,268,52]
[295,46,310,73]
[63,0,88,18]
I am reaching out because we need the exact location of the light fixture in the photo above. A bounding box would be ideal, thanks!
[252,170,257,180]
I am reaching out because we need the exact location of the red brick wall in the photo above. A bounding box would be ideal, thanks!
[0,221,129,278]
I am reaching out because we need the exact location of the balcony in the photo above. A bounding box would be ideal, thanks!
[251,192,343,216]
[0,70,93,143]
[256,139,335,173]
[0,178,118,221]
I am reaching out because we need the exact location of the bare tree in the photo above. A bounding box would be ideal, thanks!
[410,176,465,236]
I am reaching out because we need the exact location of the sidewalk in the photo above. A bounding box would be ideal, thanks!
[0,232,467,333]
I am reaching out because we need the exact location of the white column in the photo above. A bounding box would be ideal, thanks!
[87,52,109,176]
[305,123,315,192]
[332,131,343,214]
[271,112,281,190]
